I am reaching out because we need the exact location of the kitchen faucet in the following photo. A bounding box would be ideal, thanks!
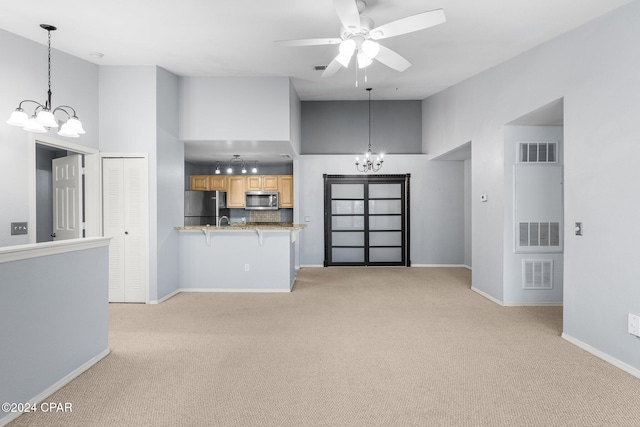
[217,216,230,227]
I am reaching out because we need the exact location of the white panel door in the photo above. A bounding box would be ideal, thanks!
[52,154,83,241]
[103,157,148,303]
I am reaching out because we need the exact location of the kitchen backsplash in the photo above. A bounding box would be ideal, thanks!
[250,211,281,223]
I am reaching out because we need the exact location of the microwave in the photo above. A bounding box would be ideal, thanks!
[245,191,279,210]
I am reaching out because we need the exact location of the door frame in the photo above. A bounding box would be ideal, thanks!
[28,135,100,244]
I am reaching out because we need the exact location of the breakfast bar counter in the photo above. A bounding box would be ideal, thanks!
[175,223,306,292]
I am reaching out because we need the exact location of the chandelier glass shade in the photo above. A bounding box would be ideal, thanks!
[6,24,85,138]
[355,88,384,173]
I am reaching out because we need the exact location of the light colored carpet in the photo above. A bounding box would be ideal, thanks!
[9,267,640,426]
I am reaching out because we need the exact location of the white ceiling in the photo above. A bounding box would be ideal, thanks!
[0,0,630,165]
[0,0,630,101]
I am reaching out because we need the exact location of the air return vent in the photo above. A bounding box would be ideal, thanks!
[522,260,553,289]
[519,142,558,163]
[519,222,560,247]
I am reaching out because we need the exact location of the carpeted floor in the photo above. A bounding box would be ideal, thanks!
[9,267,640,426]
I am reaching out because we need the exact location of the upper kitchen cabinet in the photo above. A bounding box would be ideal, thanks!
[227,176,246,208]
[246,175,278,192]
[278,176,293,208]
[190,175,227,191]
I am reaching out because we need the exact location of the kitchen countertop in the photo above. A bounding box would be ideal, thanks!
[174,223,307,231]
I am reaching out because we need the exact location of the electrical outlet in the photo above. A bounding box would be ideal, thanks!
[575,222,583,236]
[628,314,640,337]
[244,264,250,272]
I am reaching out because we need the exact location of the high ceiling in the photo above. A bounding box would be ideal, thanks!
[0,0,631,101]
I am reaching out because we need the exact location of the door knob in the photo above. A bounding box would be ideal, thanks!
[125,231,129,235]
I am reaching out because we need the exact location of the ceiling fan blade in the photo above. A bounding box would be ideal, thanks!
[333,0,361,33]
[374,45,411,72]
[274,38,342,47]
[321,58,343,78]
[369,9,446,40]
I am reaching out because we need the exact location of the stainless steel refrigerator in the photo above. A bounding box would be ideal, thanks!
[184,191,229,226]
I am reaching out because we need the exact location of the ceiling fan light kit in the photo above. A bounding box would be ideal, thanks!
[274,0,446,78]
[6,24,85,138]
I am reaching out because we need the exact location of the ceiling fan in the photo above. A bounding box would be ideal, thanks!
[274,0,446,77]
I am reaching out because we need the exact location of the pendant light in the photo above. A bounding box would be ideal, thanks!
[6,24,85,138]
[355,88,384,173]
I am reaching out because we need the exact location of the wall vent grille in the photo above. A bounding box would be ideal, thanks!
[522,260,553,289]
[519,142,558,163]
[519,222,560,247]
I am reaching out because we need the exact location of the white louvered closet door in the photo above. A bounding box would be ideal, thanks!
[103,158,148,303]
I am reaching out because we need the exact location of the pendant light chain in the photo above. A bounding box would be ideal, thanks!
[355,87,384,173]
[46,28,52,110]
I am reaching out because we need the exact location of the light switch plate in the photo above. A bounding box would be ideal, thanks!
[11,222,28,235]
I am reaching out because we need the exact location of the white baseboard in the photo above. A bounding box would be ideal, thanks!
[562,333,640,380]
[0,348,110,427]
[412,264,470,268]
[503,301,563,307]
[180,288,291,293]
[471,287,562,307]
[300,264,323,268]
[149,289,180,304]
[471,286,505,306]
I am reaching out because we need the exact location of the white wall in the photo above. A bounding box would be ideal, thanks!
[289,80,301,156]
[179,76,292,141]
[422,1,640,370]
[0,29,99,247]
[297,154,465,266]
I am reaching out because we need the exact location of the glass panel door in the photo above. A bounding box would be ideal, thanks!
[324,175,409,266]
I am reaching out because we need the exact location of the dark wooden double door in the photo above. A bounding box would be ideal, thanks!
[324,174,410,266]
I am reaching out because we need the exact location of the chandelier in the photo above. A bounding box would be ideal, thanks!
[355,88,384,173]
[215,155,258,175]
[6,24,85,138]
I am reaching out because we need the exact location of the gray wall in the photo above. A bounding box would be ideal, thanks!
[296,155,465,266]
[422,1,640,370]
[156,67,183,301]
[301,100,422,154]
[0,28,99,247]
[464,159,472,268]
[0,244,109,423]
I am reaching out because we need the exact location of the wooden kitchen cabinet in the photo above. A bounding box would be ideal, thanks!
[278,175,294,208]
[263,175,279,191]
[245,175,263,191]
[227,176,246,208]
[209,175,228,191]
[190,175,227,191]
[190,175,209,191]
[245,175,279,191]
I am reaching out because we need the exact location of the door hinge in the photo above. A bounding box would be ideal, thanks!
[81,167,86,175]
